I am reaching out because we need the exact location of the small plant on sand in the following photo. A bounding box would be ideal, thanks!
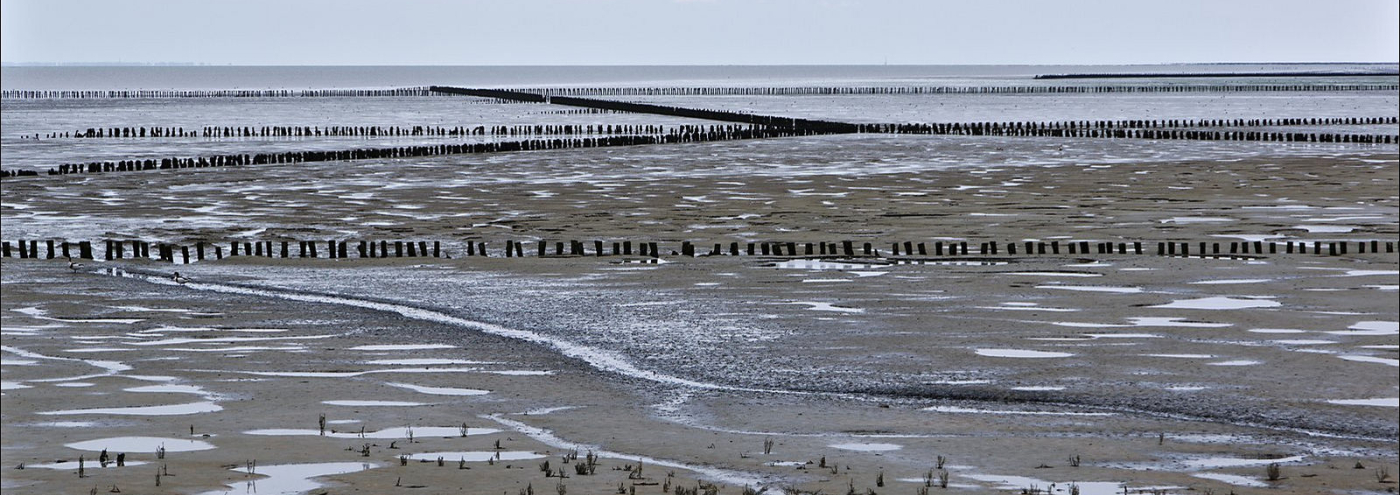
[876,470,884,487]
[555,480,566,495]
[1068,483,1080,495]
[398,454,407,466]
[318,413,326,436]
[1266,462,1282,481]
[1377,466,1393,483]
[740,485,767,495]
[938,469,950,489]
[1068,454,1081,467]
[936,455,947,469]
[629,460,644,480]
[78,456,85,478]
[407,428,415,444]
[518,483,534,495]
[616,481,627,494]
[459,458,467,470]
[1157,432,1165,445]
[363,444,373,457]
[540,460,552,476]
[460,422,471,437]
[917,487,929,495]
[763,437,775,455]
[436,456,444,467]
[156,445,166,460]
[923,468,934,487]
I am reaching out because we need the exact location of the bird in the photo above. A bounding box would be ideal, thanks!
[172,272,190,284]
[67,256,84,272]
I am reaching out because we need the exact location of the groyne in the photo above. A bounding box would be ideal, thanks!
[4,238,1392,264]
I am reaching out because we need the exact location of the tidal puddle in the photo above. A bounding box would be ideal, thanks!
[349,344,455,351]
[364,358,491,366]
[962,474,1177,494]
[1036,285,1142,293]
[245,426,499,438]
[1180,454,1304,469]
[1325,398,1398,407]
[40,401,223,416]
[24,460,150,470]
[1207,360,1261,366]
[1191,279,1272,285]
[1191,472,1267,487]
[1144,354,1216,359]
[976,349,1074,358]
[201,461,377,495]
[791,301,864,313]
[774,259,885,270]
[385,382,490,396]
[66,436,216,453]
[1151,296,1280,310]
[323,400,427,407]
[1337,355,1399,366]
[1327,321,1399,336]
[924,406,1113,417]
[829,442,901,452]
[406,451,544,462]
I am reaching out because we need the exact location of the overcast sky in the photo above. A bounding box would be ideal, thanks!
[3,0,1397,65]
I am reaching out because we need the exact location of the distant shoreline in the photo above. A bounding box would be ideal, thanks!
[1036,71,1399,79]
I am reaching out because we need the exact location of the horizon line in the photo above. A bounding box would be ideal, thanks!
[5,61,1400,68]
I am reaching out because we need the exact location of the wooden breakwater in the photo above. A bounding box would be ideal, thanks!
[1034,71,1400,80]
[429,86,861,133]
[9,84,1397,100]
[1,87,438,99]
[57,123,757,139]
[2,126,805,178]
[5,238,1394,264]
[518,84,1400,96]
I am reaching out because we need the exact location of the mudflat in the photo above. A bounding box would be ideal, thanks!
[3,135,1398,494]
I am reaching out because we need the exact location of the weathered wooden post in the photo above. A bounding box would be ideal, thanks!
[433,241,440,258]
[2,241,10,258]
[407,242,417,257]
[18,240,28,259]
[419,241,429,257]
[595,240,604,257]
[863,243,873,256]
[181,246,190,264]
[761,243,770,256]
[61,241,71,259]
[1008,243,1017,255]
[395,241,403,258]
[214,245,223,260]
[935,241,944,256]
[46,240,55,259]
[843,241,854,256]
[80,241,93,259]
[255,242,264,257]
[623,241,633,255]
[649,242,659,258]
[730,242,739,256]
[681,241,694,257]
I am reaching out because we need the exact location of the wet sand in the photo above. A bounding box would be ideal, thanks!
[3,136,1398,494]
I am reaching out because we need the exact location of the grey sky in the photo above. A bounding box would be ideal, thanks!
[3,0,1397,65]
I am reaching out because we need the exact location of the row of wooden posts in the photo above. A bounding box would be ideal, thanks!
[64,123,752,139]
[54,117,1398,141]
[4,238,1394,263]
[5,84,1397,101]
[2,127,826,178]
[492,84,1400,96]
[0,88,438,99]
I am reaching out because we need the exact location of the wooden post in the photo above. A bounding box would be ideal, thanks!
[682,241,694,257]
[256,242,264,257]
[843,241,854,256]
[419,241,429,257]
[328,240,337,259]
[2,241,9,258]
[433,241,440,258]
[747,243,755,255]
[614,242,622,256]
[761,243,770,256]
[395,241,403,258]
[649,242,659,258]
[934,242,943,256]
[961,242,969,255]
[298,241,306,258]
[340,242,349,259]
[215,245,223,260]
[80,241,93,259]
[61,241,71,259]
[730,242,739,256]
[787,242,796,256]
[308,241,318,258]
[197,242,205,260]
[477,242,486,256]
[465,241,474,256]
[18,240,28,259]
[1008,243,1017,255]
[918,242,928,255]
[595,240,604,256]
[407,242,417,257]
[515,241,523,257]
[46,240,55,259]
[359,241,368,258]
[623,241,633,255]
